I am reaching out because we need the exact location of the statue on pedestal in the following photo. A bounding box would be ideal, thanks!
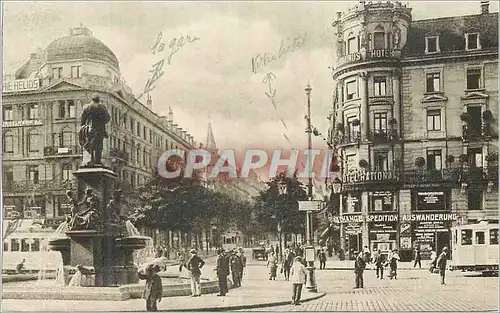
[105,189,124,226]
[79,93,110,167]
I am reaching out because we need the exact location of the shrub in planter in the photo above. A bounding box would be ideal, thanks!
[351,118,360,126]
[415,157,425,167]
[359,159,368,168]
[446,155,455,164]
[459,154,468,164]
[483,110,493,123]
[460,112,468,122]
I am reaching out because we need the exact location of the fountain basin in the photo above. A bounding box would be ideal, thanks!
[115,236,150,250]
[48,236,70,251]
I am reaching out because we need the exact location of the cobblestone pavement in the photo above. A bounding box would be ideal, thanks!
[245,268,499,312]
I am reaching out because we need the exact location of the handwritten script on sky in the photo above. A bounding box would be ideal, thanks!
[251,32,307,74]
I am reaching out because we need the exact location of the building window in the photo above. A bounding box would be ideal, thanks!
[130,118,135,133]
[31,238,40,252]
[27,165,39,183]
[3,106,14,121]
[3,241,8,252]
[467,147,483,167]
[347,37,357,54]
[346,80,357,100]
[149,130,153,143]
[62,163,72,181]
[466,68,481,90]
[3,132,14,153]
[58,100,66,118]
[67,100,76,118]
[426,72,440,93]
[52,67,63,79]
[373,112,387,133]
[465,33,480,50]
[143,126,147,139]
[70,66,81,78]
[426,109,441,131]
[346,116,360,141]
[21,239,30,252]
[427,150,442,171]
[343,192,361,213]
[467,190,483,211]
[374,151,388,171]
[373,32,385,49]
[61,129,73,147]
[425,36,439,54]
[28,130,40,152]
[3,167,14,183]
[475,231,485,245]
[27,103,39,120]
[373,76,387,96]
[371,191,393,212]
[137,121,141,136]
[10,239,20,251]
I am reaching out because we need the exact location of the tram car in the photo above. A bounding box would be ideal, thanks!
[450,221,499,274]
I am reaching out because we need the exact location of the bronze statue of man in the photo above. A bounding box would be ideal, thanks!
[79,93,110,166]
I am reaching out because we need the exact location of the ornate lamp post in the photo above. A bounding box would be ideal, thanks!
[277,179,287,262]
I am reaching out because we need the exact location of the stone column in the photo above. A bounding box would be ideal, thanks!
[361,192,369,250]
[392,69,401,136]
[359,72,369,140]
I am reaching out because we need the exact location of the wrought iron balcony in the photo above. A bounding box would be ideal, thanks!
[462,125,493,141]
[401,168,457,183]
[44,145,81,157]
[3,179,70,193]
[109,148,129,163]
[334,131,361,145]
[369,129,398,143]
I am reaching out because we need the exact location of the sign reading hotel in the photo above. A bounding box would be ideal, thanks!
[336,49,399,67]
[333,213,458,224]
[2,120,42,128]
[3,79,40,93]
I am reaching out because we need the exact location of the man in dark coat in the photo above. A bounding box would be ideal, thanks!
[375,252,386,279]
[140,265,162,311]
[354,252,366,288]
[229,249,243,287]
[437,246,449,285]
[413,246,422,268]
[216,249,230,296]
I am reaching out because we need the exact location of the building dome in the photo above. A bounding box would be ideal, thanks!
[46,26,119,69]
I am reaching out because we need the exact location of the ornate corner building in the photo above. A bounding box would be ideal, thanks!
[329,1,498,261]
[2,26,198,226]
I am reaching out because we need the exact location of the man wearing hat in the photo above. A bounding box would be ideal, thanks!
[216,249,230,296]
[436,246,449,285]
[184,249,205,297]
[229,249,243,287]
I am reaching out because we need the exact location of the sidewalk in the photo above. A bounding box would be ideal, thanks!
[2,258,325,312]
[320,254,431,270]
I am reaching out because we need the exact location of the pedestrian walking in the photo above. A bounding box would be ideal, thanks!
[362,246,371,263]
[238,248,247,284]
[283,249,294,281]
[389,249,400,280]
[414,246,422,268]
[354,252,366,288]
[267,251,279,280]
[375,251,386,279]
[437,246,449,285]
[216,249,230,296]
[318,249,327,270]
[177,251,185,272]
[184,249,205,297]
[429,248,438,273]
[290,256,308,305]
[229,249,243,287]
[138,264,162,312]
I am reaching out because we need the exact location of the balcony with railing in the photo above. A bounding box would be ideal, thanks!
[3,179,70,193]
[457,166,498,182]
[401,168,458,184]
[369,129,399,143]
[109,148,129,163]
[334,131,361,145]
[44,145,81,157]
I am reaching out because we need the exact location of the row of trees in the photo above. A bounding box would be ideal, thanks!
[130,169,321,248]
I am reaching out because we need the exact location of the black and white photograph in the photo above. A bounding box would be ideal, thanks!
[1,1,499,312]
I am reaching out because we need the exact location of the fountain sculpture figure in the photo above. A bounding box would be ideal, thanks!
[48,93,149,287]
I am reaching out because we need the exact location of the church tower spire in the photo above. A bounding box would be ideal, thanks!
[206,116,217,151]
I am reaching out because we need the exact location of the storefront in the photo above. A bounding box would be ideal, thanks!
[334,214,363,260]
[367,213,398,256]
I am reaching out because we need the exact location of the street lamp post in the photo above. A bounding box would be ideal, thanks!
[304,84,317,292]
[277,180,287,262]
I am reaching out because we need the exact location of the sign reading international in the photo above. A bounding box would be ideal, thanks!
[3,79,40,93]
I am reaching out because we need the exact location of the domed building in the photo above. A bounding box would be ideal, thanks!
[327,1,498,261]
[2,26,198,233]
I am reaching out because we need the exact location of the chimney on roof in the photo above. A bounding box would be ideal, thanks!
[168,106,173,122]
[480,1,489,14]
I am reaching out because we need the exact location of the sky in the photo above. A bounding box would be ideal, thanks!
[3,1,499,155]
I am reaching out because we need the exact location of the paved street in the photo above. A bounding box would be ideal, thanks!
[245,267,499,312]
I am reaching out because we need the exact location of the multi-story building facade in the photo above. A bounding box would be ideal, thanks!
[328,1,498,260]
[2,26,198,226]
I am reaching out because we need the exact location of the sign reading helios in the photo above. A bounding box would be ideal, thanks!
[3,79,40,93]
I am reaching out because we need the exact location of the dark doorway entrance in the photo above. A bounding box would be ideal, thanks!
[436,231,451,257]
